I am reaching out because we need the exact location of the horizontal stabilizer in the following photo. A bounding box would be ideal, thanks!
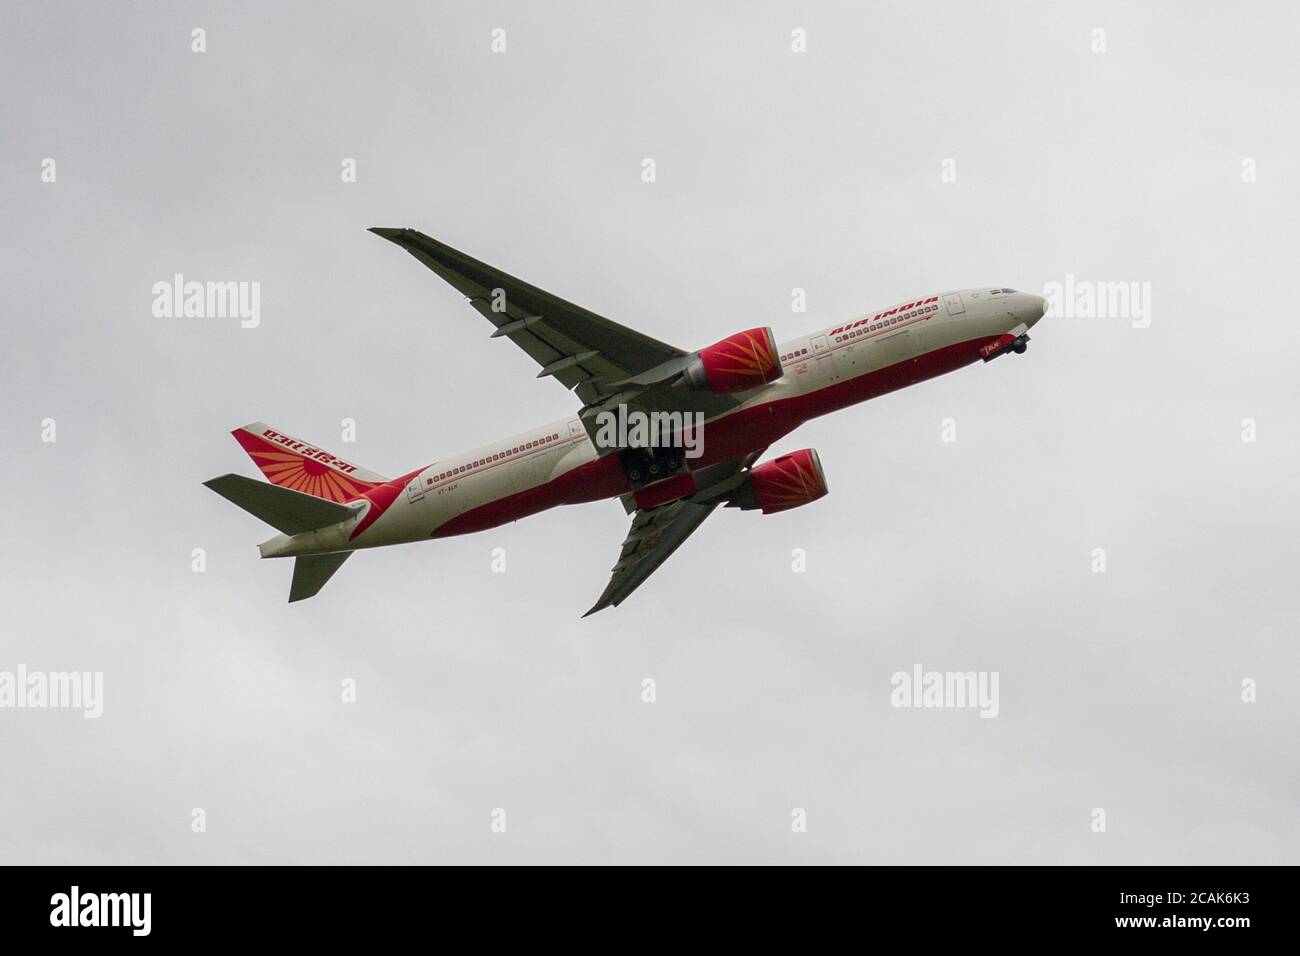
[204,474,358,535]
[290,552,352,602]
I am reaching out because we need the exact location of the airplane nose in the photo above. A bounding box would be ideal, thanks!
[1023,293,1048,326]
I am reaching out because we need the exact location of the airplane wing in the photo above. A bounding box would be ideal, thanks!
[372,227,676,401]
[583,498,720,617]
[369,227,738,424]
[582,455,763,616]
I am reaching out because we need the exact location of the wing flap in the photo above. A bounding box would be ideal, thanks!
[583,499,719,616]
[581,450,767,615]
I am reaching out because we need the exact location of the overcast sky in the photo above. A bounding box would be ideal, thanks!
[2,1,1297,864]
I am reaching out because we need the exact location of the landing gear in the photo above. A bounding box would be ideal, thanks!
[981,333,1030,363]
[620,445,686,489]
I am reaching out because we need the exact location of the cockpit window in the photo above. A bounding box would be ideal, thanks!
[1000,288,1016,293]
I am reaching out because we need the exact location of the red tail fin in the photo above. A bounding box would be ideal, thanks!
[231,422,389,504]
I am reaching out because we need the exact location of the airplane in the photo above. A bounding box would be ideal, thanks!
[205,227,1048,615]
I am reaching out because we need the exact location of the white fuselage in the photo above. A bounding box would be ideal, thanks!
[261,288,1045,558]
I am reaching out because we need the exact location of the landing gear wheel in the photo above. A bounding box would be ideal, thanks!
[648,462,660,476]
[628,468,642,482]
[1012,342,1027,354]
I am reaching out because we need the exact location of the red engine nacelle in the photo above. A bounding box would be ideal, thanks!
[734,448,829,514]
[684,327,783,394]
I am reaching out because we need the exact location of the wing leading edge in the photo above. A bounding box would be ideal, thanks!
[369,227,683,404]
[370,227,741,439]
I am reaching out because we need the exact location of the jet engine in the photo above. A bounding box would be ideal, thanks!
[730,448,829,514]
[683,327,783,394]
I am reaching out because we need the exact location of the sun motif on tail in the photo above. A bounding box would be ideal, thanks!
[231,426,385,503]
